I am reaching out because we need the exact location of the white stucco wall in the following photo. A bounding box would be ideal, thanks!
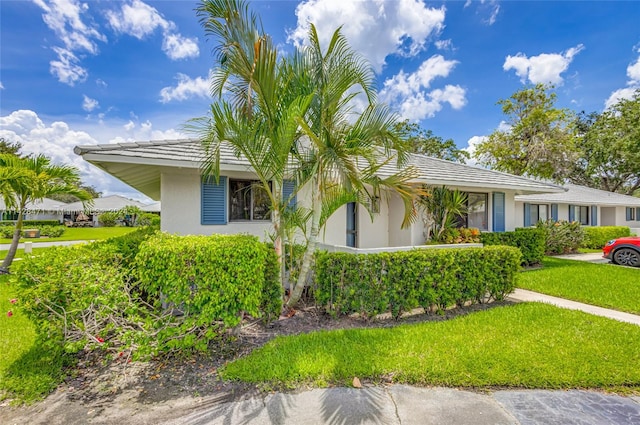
[161,169,274,239]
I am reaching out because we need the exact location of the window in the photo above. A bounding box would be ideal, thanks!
[627,207,636,221]
[529,204,549,224]
[573,205,589,225]
[467,193,488,231]
[229,179,271,221]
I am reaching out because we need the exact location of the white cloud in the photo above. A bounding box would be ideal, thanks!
[117,120,184,141]
[463,135,487,166]
[96,78,107,88]
[49,47,88,86]
[289,0,445,73]
[0,82,4,90]
[162,33,199,60]
[32,0,106,85]
[503,44,585,85]
[123,120,136,131]
[159,73,210,103]
[0,109,183,201]
[107,0,199,61]
[434,39,453,51]
[604,51,640,109]
[464,0,500,26]
[380,55,466,120]
[82,95,99,112]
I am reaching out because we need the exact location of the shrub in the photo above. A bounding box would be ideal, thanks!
[438,227,481,244]
[0,225,13,238]
[582,226,631,249]
[135,234,281,353]
[0,220,60,227]
[94,225,158,271]
[536,220,585,255]
[39,226,65,238]
[137,212,160,227]
[315,246,521,320]
[11,244,142,355]
[481,228,546,266]
[98,211,119,227]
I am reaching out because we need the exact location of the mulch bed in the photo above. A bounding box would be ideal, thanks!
[61,300,515,405]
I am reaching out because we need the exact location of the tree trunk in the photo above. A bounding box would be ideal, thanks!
[286,177,321,308]
[1,208,24,272]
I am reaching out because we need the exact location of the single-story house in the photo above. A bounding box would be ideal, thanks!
[74,139,564,248]
[1,197,68,223]
[141,201,161,213]
[515,184,640,235]
[64,194,148,227]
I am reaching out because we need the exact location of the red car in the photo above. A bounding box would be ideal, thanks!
[603,236,640,267]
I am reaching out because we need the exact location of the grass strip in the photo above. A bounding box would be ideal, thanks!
[0,226,137,244]
[222,303,640,390]
[0,275,70,403]
[519,257,640,314]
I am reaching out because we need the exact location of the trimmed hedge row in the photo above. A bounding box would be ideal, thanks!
[315,246,521,320]
[481,228,545,266]
[582,226,631,249]
[0,220,61,226]
[0,225,66,239]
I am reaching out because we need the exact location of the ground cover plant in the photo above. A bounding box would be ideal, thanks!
[221,302,640,390]
[519,257,640,314]
[0,226,137,244]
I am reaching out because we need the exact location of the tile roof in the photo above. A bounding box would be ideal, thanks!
[516,184,640,206]
[64,195,147,212]
[75,139,565,195]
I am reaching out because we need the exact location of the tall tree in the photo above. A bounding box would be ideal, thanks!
[191,0,312,288]
[474,84,578,181]
[0,138,22,156]
[49,184,102,203]
[570,91,640,195]
[286,25,419,307]
[0,154,92,272]
[395,120,469,163]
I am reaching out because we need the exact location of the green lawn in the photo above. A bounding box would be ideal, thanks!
[519,257,640,314]
[222,303,640,390]
[0,248,50,261]
[0,226,137,244]
[0,275,69,403]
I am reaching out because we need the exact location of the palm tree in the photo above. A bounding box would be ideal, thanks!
[0,154,92,272]
[286,26,419,307]
[191,0,312,285]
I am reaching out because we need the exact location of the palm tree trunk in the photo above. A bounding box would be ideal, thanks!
[287,177,321,307]
[1,208,24,272]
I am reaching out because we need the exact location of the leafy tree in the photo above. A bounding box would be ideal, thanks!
[570,91,640,195]
[395,120,469,163]
[49,184,102,203]
[0,154,92,272]
[287,25,419,307]
[474,84,578,181]
[0,138,22,156]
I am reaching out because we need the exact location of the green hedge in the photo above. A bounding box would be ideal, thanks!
[481,228,545,266]
[582,226,631,249]
[136,234,282,349]
[315,246,521,320]
[0,220,61,226]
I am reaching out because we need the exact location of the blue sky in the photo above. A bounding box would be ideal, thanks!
[1,0,639,202]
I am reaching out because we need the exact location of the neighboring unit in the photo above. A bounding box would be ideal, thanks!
[515,184,640,234]
[64,194,148,227]
[74,139,564,248]
[0,197,68,223]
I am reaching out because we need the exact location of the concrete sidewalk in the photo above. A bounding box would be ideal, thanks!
[2,385,639,425]
[508,288,640,326]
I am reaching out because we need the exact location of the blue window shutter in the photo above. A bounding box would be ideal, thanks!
[283,180,297,210]
[492,192,505,232]
[523,203,531,227]
[591,205,598,226]
[636,207,640,222]
[551,204,558,221]
[201,176,227,225]
[569,205,575,222]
